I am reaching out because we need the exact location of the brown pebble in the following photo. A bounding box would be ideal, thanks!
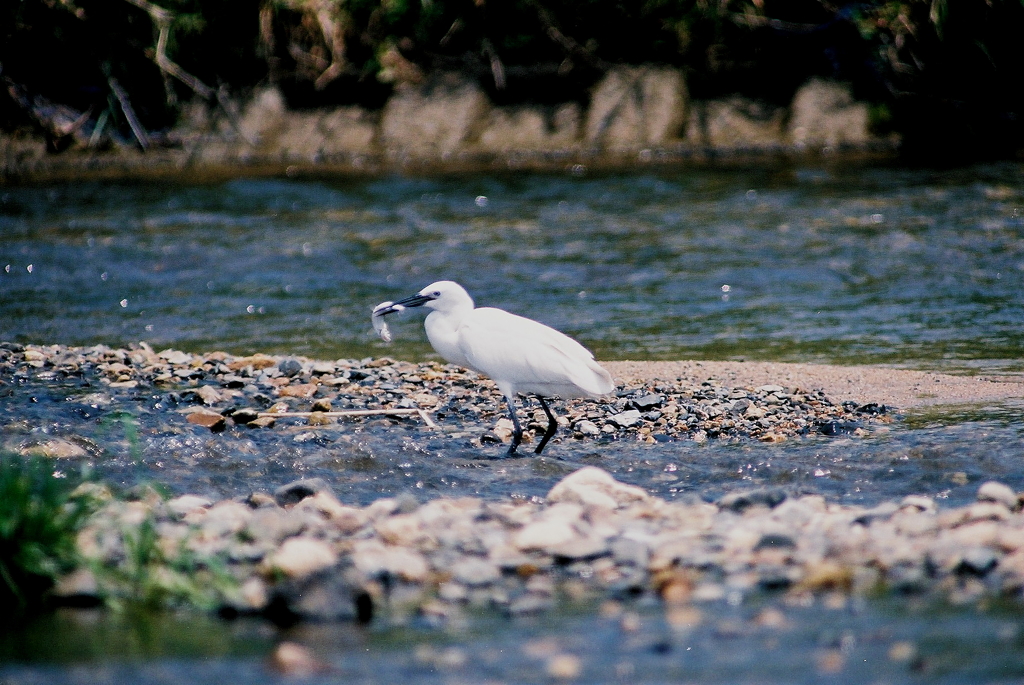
[311,398,333,412]
[248,416,276,429]
[546,653,582,680]
[307,411,332,426]
[269,641,330,676]
[186,411,226,432]
[278,383,318,399]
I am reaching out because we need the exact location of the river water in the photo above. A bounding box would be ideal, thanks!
[3,162,1023,370]
[1,161,1023,683]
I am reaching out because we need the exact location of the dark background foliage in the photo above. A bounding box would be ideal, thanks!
[2,0,1024,158]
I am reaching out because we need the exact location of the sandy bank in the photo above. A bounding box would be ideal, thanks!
[605,360,1024,410]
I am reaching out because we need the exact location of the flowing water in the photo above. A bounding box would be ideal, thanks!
[2,161,1024,683]
[2,162,1024,370]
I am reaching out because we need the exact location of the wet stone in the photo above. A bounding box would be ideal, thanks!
[278,358,303,377]
[19,437,90,459]
[186,410,227,432]
[608,410,643,428]
[718,488,788,512]
[229,408,260,425]
[977,481,1019,510]
[630,394,664,411]
[275,478,334,506]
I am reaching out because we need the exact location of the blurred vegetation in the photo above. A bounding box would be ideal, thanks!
[0,455,94,611]
[2,0,1024,157]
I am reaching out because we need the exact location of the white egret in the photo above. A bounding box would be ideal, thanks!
[373,281,614,456]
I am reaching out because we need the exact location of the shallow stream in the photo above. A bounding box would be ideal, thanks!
[2,161,1024,683]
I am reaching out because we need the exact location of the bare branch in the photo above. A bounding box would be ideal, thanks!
[312,4,347,90]
[481,38,507,90]
[123,0,215,100]
[258,407,438,428]
[532,3,609,71]
[107,76,150,149]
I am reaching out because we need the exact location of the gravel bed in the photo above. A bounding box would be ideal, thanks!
[57,467,1024,624]
[8,342,1024,621]
[1,342,892,453]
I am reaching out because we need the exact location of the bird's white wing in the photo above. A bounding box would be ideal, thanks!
[458,307,614,398]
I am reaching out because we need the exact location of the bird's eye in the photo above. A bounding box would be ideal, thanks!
[432,291,441,297]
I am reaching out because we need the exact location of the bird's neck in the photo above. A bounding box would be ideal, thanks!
[424,306,473,368]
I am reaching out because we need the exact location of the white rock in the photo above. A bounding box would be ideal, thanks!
[166,494,213,518]
[20,438,89,459]
[977,481,1018,510]
[451,557,501,586]
[788,78,871,149]
[547,466,651,510]
[196,385,221,405]
[196,500,253,536]
[607,410,643,428]
[351,540,430,582]
[515,518,577,552]
[266,537,339,579]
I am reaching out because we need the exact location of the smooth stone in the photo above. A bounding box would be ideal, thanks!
[197,500,253,536]
[629,394,664,411]
[277,572,369,622]
[451,557,501,586]
[514,518,577,552]
[507,592,555,616]
[268,641,331,676]
[166,494,214,517]
[249,416,276,428]
[20,437,89,459]
[956,547,999,577]
[266,537,339,579]
[278,359,303,377]
[230,408,260,424]
[247,507,306,544]
[575,420,601,436]
[196,385,222,405]
[977,481,1019,510]
[52,568,100,600]
[610,537,650,566]
[547,466,651,510]
[275,478,334,506]
[718,488,787,512]
[186,410,227,432]
[607,409,643,428]
[350,540,430,582]
[548,535,609,561]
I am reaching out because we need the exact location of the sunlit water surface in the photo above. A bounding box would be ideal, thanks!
[2,162,1024,683]
[2,162,1023,371]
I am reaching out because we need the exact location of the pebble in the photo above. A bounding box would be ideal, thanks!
[269,642,331,676]
[18,342,1021,626]
[265,537,339,579]
[56,466,1024,626]
[19,437,90,459]
[978,480,1020,510]
[1,343,890,445]
[185,410,226,432]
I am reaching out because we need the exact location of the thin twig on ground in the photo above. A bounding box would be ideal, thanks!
[258,408,438,428]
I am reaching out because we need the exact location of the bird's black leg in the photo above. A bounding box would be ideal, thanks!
[534,396,558,455]
[504,395,523,456]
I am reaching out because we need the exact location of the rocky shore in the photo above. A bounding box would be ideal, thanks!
[2,342,893,454]
[4,341,1024,622]
[59,464,1024,627]
[1,74,899,183]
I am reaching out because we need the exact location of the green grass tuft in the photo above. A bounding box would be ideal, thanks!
[0,455,94,610]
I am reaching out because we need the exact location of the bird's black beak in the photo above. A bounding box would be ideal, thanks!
[392,292,435,309]
[373,292,434,317]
